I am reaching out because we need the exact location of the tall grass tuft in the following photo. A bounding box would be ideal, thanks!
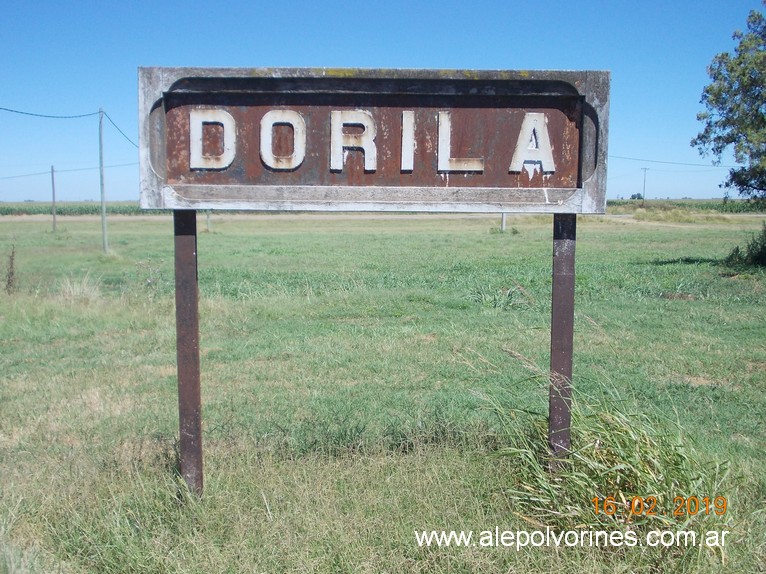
[57,272,102,302]
[724,221,766,267]
[467,284,534,310]
[488,387,732,556]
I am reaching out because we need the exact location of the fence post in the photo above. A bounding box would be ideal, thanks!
[50,166,57,233]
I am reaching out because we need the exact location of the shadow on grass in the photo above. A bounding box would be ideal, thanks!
[650,256,720,266]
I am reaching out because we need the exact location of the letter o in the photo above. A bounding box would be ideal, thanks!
[260,110,306,170]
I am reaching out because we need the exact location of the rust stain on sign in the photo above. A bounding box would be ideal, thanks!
[140,68,609,213]
[164,99,581,188]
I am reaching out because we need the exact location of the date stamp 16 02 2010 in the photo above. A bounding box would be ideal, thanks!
[592,496,728,518]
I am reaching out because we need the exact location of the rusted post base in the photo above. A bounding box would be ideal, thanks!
[549,214,576,463]
[174,210,203,495]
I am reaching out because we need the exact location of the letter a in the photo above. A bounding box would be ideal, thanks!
[509,112,555,175]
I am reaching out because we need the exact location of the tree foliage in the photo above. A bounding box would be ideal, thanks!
[692,3,766,199]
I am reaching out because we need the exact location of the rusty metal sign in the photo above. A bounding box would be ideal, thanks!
[140,68,609,213]
[143,68,610,494]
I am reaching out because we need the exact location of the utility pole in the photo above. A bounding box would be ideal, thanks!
[641,167,649,208]
[50,165,57,233]
[99,109,109,254]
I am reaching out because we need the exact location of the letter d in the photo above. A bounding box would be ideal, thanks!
[189,109,237,170]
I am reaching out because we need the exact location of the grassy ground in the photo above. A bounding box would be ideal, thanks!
[1,211,764,573]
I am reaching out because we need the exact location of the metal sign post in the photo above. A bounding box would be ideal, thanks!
[173,210,203,494]
[139,68,609,494]
[549,213,577,458]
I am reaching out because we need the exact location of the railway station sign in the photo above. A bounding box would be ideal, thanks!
[139,67,610,495]
[140,68,609,213]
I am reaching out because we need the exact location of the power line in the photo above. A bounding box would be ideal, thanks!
[1,105,138,147]
[0,170,50,180]
[102,110,138,148]
[0,162,138,181]
[645,168,725,174]
[609,154,738,169]
[606,166,727,178]
[0,106,99,119]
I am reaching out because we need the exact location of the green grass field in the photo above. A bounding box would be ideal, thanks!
[1,210,764,573]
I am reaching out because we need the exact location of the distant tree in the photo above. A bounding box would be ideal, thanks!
[691,2,766,200]
[630,193,643,200]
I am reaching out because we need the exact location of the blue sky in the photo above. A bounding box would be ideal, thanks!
[0,0,761,202]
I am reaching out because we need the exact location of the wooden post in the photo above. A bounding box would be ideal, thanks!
[50,166,57,233]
